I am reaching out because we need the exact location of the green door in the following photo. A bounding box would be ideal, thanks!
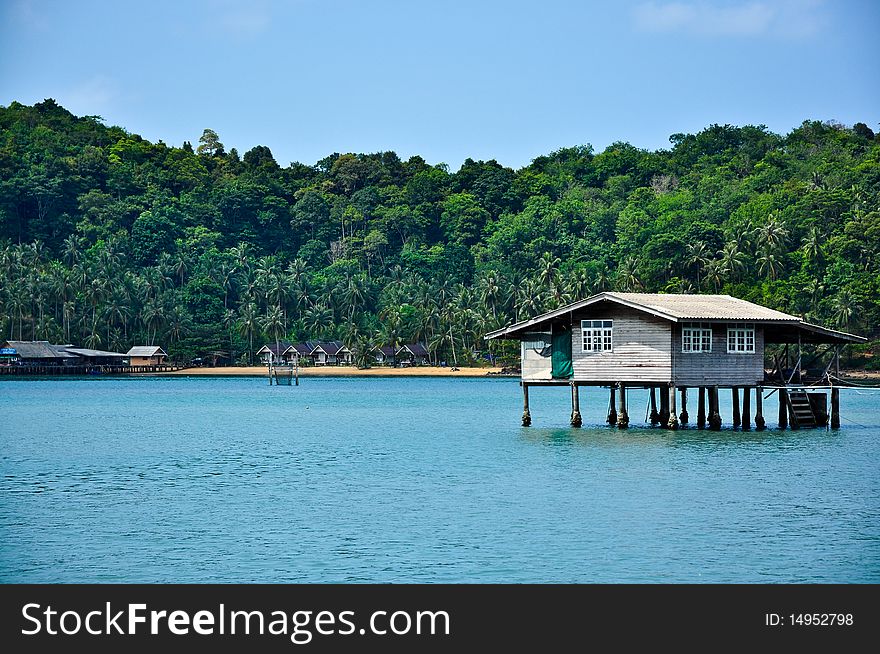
[551,323,573,379]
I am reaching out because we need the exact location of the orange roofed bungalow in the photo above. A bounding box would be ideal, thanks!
[486,293,865,431]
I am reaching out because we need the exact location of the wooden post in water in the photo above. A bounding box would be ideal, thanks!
[732,387,741,428]
[697,386,706,429]
[679,387,689,425]
[667,385,679,429]
[741,386,751,431]
[778,388,788,429]
[659,388,670,427]
[570,383,582,427]
[708,386,722,430]
[617,383,629,429]
[607,385,617,425]
[649,387,659,426]
[830,387,840,429]
[522,383,531,427]
[830,346,840,429]
[755,386,766,431]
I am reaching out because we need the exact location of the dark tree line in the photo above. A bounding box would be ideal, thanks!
[1,100,878,366]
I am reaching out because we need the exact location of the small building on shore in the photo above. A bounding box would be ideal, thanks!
[397,343,430,366]
[1,341,79,366]
[487,292,865,430]
[127,346,168,366]
[257,342,293,365]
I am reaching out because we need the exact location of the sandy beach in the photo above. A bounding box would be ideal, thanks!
[165,365,508,378]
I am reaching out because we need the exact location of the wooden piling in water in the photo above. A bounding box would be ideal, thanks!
[830,387,840,429]
[755,386,765,431]
[522,383,531,427]
[667,385,679,429]
[617,383,629,429]
[649,387,659,426]
[570,383,582,427]
[708,386,722,430]
[659,387,670,427]
[741,386,751,431]
[607,385,617,425]
[679,387,689,425]
[732,387,741,428]
[697,386,706,429]
[778,388,789,429]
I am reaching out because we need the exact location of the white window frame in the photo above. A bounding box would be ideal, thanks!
[681,322,712,353]
[581,320,613,353]
[726,324,756,354]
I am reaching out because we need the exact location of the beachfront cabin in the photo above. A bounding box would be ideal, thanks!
[1,340,79,366]
[486,292,865,430]
[397,343,430,366]
[317,341,352,365]
[257,342,293,365]
[373,345,397,365]
[282,343,312,366]
[126,346,168,366]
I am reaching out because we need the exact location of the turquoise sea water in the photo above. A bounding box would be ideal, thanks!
[1,377,878,583]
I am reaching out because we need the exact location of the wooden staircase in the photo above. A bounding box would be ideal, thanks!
[787,391,817,428]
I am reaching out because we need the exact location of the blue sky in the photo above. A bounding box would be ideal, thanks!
[1,0,878,170]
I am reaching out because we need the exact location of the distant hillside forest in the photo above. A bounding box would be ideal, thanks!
[1,99,878,366]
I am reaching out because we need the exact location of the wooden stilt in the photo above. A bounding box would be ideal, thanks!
[831,387,840,429]
[708,386,722,430]
[741,386,751,431]
[522,383,531,427]
[697,386,706,429]
[778,388,788,429]
[732,387,741,427]
[607,385,617,425]
[570,383,582,427]
[649,387,659,426]
[659,388,670,427]
[755,386,765,430]
[679,387,689,425]
[617,383,629,429]
[667,386,679,429]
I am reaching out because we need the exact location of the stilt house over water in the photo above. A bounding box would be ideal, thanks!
[486,293,865,430]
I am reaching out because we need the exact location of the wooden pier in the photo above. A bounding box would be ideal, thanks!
[268,362,299,386]
[0,364,187,376]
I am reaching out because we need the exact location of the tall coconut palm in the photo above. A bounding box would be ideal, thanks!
[259,306,285,366]
[237,302,259,364]
[718,242,747,282]
[831,289,861,329]
[686,241,710,290]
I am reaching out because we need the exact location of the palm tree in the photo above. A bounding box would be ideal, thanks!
[801,227,823,269]
[537,252,560,294]
[259,306,285,366]
[477,272,502,319]
[616,256,642,292]
[704,259,725,292]
[237,302,259,364]
[754,214,789,253]
[718,242,747,282]
[303,303,334,339]
[756,247,781,281]
[686,241,710,290]
[831,289,861,329]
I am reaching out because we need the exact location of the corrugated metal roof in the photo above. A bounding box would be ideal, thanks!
[64,347,127,358]
[126,346,167,357]
[603,293,798,321]
[484,293,863,343]
[4,341,78,359]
